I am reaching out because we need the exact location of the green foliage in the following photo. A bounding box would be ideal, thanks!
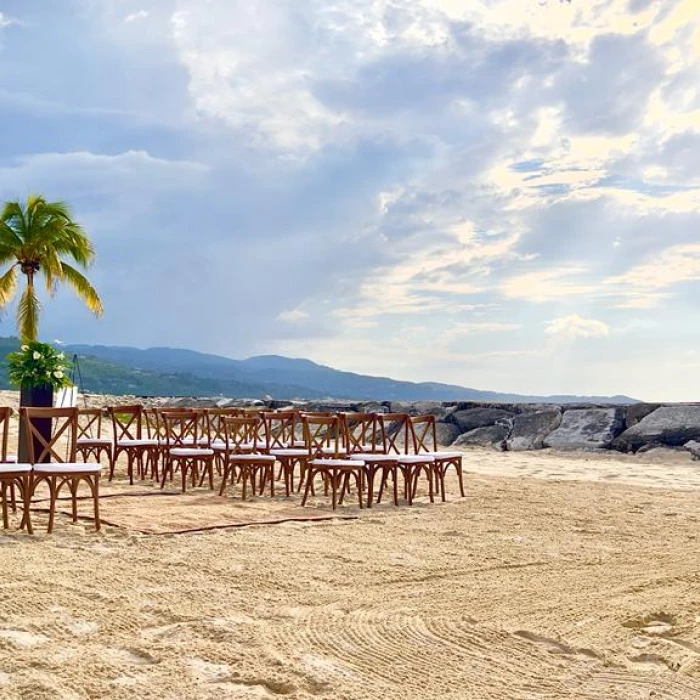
[0,195,103,342]
[7,340,72,390]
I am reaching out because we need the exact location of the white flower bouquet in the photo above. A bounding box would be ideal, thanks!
[7,341,72,390]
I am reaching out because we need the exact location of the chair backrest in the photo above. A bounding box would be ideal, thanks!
[21,407,78,463]
[77,408,103,441]
[160,410,200,449]
[109,405,144,441]
[262,410,299,450]
[379,413,412,454]
[208,408,242,444]
[0,407,12,461]
[410,414,437,453]
[222,416,259,452]
[342,412,385,454]
[301,414,346,458]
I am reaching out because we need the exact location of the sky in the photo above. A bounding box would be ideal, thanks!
[0,0,699,401]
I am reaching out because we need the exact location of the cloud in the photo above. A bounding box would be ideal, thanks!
[545,315,610,339]
[0,12,16,28]
[125,10,149,23]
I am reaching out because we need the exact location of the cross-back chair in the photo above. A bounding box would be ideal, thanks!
[76,408,114,472]
[159,410,215,492]
[22,407,101,534]
[410,414,465,499]
[301,414,366,510]
[109,405,159,483]
[0,407,32,533]
[218,416,276,499]
[264,410,307,496]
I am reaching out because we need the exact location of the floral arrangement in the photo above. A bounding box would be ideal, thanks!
[7,341,72,390]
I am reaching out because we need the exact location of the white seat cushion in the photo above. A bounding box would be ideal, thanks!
[422,451,462,460]
[77,438,112,445]
[270,448,309,457]
[0,463,32,474]
[228,454,276,462]
[350,453,397,463]
[4,454,18,463]
[397,455,435,464]
[310,458,365,468]
[117,439,158,447]
[33,463,101,474]
[170,448,214,457]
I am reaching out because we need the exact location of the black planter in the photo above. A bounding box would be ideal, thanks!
[18,384,54,463]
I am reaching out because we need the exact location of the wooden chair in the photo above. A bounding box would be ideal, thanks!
[0,407,33,533]
[300,414,366,510]
[22,407,101,534]
[219,416,276,500]
[377,413,436,505]
[109,405,159,483]
[410,414,464,499]
[76,408,114,471]
[159,410,215,492]
[264,410,307,496]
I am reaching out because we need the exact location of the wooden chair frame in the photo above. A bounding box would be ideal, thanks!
[109,405,159,483]
[0,407,32,533]
[22,407,101,534]
[76,408,114,471]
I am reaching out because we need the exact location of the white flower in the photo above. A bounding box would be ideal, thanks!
[33,351,41,360]
[53,370,64,379]
[21,345,28,351]
[58,352,65,359]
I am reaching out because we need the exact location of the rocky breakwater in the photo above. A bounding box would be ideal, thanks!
[156,396,700,455]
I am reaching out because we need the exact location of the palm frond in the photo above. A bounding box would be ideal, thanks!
[59,262,104,316]
[0,264,18,306]
[17,282,41,343]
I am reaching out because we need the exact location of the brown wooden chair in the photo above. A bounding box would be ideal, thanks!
[159,410,215,492]
[410,414,464,499]
[376,413,436,505]
[22,407,101,534]
[219,416,276,500]
[76,408,114,472]
[109,405,159,483]
[264,410,307,496]
[0,406,33,533]
[300,414,366,510]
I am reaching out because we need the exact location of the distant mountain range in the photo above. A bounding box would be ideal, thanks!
[0,337,637,403]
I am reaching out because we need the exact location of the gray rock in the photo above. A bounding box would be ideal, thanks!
[454,425,509,450]
[449,408,514,432]
[435,422,461,446]
[625,403,662,427]
[506,410,562,451]
[614,406,700,452]
[544,408,625,450]
[683,440,700,460]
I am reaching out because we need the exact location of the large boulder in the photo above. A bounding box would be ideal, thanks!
[435,422,461,446]
[544,408,625,450]
[625,403,662,427]
[506,410,562,451]
[449,407,514,432]
[614,406,700,452]
[683,440,700,460]
[454,425,509,450]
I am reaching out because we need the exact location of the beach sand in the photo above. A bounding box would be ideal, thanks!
[1,442,699,698]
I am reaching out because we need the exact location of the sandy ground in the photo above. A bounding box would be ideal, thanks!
[0,440,698,699]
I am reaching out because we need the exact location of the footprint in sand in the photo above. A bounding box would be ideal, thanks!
[622,613,676,637]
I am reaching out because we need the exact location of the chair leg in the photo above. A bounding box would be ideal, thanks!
[47,477,57,535]
[70,478,79,523]
[20,475,33,535]
[1,482,8,530]
[91,476,101,531]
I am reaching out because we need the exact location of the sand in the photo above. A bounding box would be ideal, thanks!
[1,432,699,698]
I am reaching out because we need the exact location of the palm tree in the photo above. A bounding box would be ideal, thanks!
[0,195,103,342]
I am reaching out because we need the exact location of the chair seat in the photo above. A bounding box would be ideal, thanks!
[0,463,32,474]
[33,463,102,474]
[422,451,462,460]
[397,455,435,464]
[270,448,308,457]
[170,448,215,457]
[228,454,276,462]
[4,454,18,463]
[117,439,158,447]
[77,438,112,446]
[350,453,397,463]
[310,458,365,468]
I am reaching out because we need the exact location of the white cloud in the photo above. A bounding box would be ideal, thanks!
[545,314,610,339]
[125,10,149,23]
[0,12,16,28]
[277,308,309,323]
